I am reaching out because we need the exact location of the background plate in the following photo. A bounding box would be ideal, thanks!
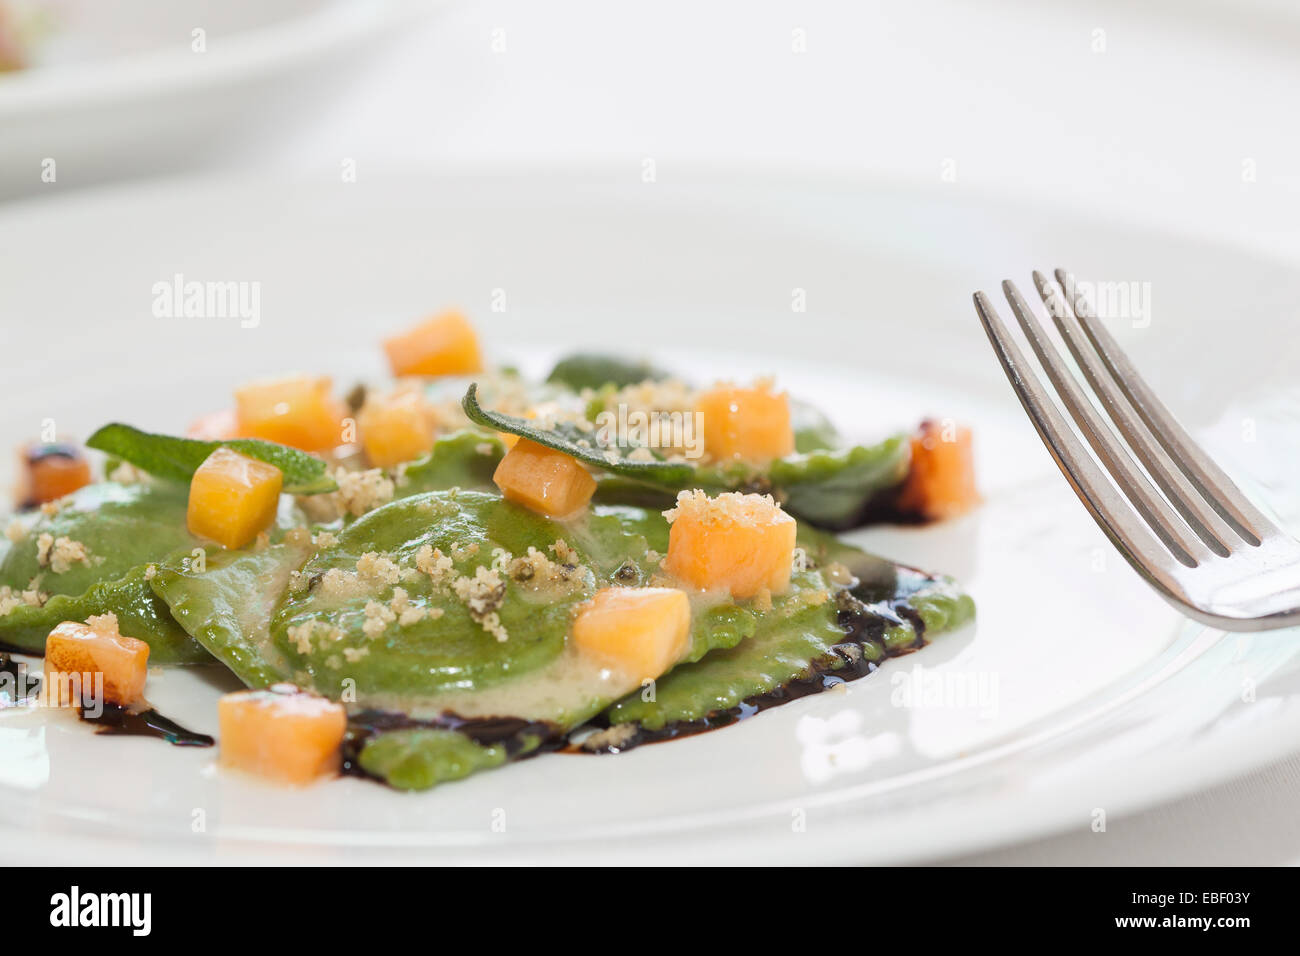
[1,169,1298,864]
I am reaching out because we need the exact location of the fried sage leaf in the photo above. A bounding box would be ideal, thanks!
[86,423,337,495]
[462,383,693,482]
[464,382,909,529]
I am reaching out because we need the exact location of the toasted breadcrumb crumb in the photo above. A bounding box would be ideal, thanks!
[663,489,786,526]
[415,544,455,584]
[356,551,402,586]
[300,467,396,522]
[452,566,508,641]
[336,468,395,517]
[86,612,119,635]
[36,533,91,574]
[318,567,370,599]
[362,599,397,638]
[450,541,479,562]
[581,723,639,752]
[0,583,46,617]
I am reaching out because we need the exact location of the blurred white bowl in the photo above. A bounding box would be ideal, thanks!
[0,0,436,198]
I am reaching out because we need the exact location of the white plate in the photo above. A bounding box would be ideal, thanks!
[0,0,432,199]
[1,169,1299,865]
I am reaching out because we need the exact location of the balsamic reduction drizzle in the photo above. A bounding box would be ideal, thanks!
[80,703,215,747]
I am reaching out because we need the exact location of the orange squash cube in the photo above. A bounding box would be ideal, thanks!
[359,386,437,467]
[16,443,91,507]
[218,685,346,785]
[696,383,795,463]
[383,310,483,378]
[493,439,596,518]
[572,587,691,681]
[663,490,797,599]
[233,374,345,452]
[186,408,241,441]
[896,420,979,521]
[44,614,149,707]
[186,447,283,549]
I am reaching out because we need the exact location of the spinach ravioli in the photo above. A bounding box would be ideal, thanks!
[0,336,976,791]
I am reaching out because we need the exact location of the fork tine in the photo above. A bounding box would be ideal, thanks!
[1055,268,1274,546]
[973,290,1189,580]
[1031,272,1238,557]
[1001,281,1206,567]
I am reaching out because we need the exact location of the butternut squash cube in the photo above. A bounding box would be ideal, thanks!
[359,386,437,467]
[186,408,241,441]
[16,443,91,507]
[572,587,691,681]
[383,310,483,378]
[896,420,980,521]
[44,614,149,707]
[218,685,346,785]
[186,447,283,549]
[233,374,345,452]
[493,438,596,518]
[696,383,795,463]
[663,490,797,598]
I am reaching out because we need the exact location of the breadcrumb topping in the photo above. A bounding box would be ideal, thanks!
[335,468,395,517]
[299,467,395,522]
[356,551,402,586]
[86,612,119,635]
[36,533,91,574]
[362,599,397,638]
[452,566,508,642]
[0,582,47,617]
[663,489,788,526]
[415,544,455,583]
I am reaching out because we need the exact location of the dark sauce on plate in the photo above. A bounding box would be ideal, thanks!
[79,702,214,747]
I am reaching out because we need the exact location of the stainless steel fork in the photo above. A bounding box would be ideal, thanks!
[974,269,1300,631]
